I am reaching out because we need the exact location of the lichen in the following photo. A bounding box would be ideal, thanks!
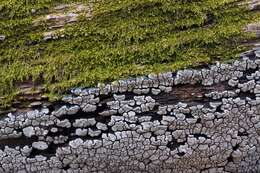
[0,49,260,172]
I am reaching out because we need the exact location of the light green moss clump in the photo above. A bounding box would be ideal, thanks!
[0,0,259,107]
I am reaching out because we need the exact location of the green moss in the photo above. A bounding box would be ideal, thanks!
[0,0,259,107]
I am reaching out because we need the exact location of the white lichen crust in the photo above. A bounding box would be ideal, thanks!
[0,50,260,173]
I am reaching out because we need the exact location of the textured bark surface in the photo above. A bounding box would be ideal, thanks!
[0,49,260,172]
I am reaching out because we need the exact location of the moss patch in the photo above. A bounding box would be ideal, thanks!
[0,0,260,108]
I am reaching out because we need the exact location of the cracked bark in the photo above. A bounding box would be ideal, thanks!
[0,49,260,172]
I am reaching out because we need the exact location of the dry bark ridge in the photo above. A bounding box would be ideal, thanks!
[0,49,260,172]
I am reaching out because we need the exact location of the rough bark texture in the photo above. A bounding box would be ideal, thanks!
[0,49,260,172]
